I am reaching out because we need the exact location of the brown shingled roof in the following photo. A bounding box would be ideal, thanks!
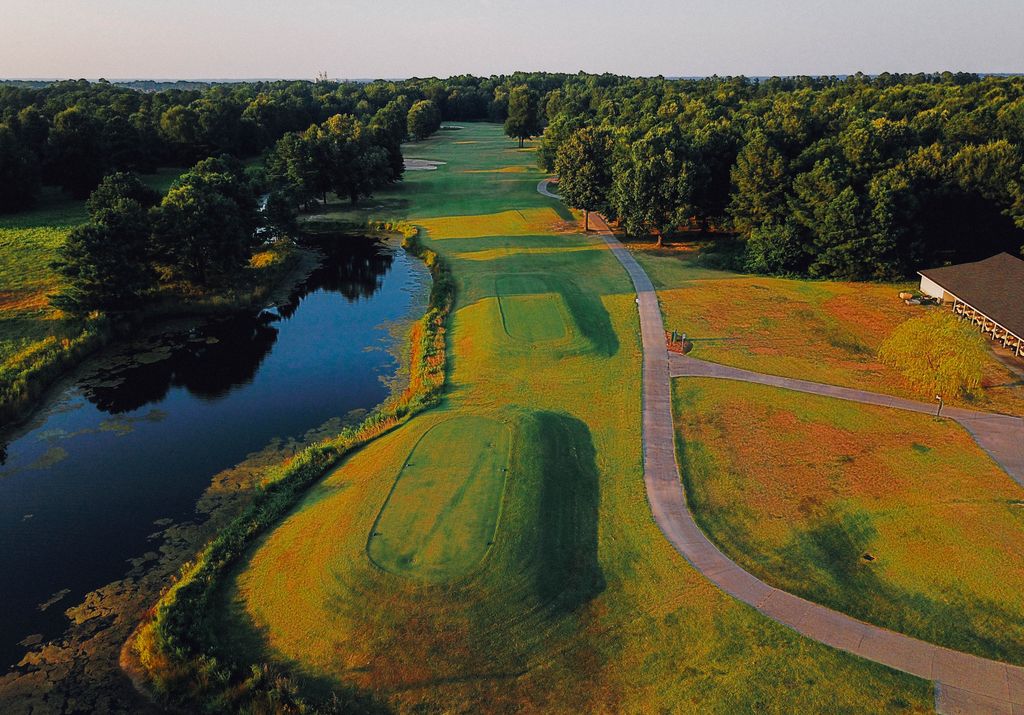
[919,252,1024,338]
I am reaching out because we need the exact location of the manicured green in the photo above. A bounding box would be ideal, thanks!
[368,415,511,581]
[496,275,569,343]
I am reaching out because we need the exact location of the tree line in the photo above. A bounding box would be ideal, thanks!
[543,73,1024,279]
[0,74,563,211]
[6,72,1024,282]
[49,99,415,315]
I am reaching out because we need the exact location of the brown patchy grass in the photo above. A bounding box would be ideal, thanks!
[675,377,1024,663]
[635,246,1024,415]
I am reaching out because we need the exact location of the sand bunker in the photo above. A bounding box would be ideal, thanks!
[404,158,448,171]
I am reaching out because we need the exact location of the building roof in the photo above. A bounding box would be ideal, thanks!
[919,252,1024,338]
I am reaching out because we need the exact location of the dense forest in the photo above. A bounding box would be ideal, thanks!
[2,72,1023,287]
[540,73,1024,279]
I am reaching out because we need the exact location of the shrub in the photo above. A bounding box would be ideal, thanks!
[878,310,988,397]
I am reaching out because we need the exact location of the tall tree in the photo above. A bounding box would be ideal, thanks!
[267,128,331,206]
[406,99,441,141]
[152,156,258,282]
[86,171,160,216]
[504,85,540,147]
[610,129,694,246]
[47,106,106,198]
[0,124,40,213]
[321,114,391,205]
[554,126,614,230]
[51,198,155,313]
[728,132,789,235]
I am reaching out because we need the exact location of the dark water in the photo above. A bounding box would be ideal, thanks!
[0,236,428,670]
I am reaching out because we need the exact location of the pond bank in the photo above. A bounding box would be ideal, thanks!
[0,232,430,712]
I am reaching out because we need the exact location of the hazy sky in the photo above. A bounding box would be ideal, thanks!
[2,0,1023,80]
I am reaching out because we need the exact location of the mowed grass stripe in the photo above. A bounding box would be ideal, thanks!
[496,275,569,343]
[367,416,511,581]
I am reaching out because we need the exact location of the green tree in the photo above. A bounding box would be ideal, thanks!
[86,171,160,216]
[47,106,106,198]
[744,219,805,274]
[321,114,391,205]
[371,98,409,181]
[728,131,789,235]
[0,124,40,213]
[51,198,155,313]
[878,310,988,397]
[504,85,540,147]
[266,128,331,206]
[554,126,613,231]
[537,112,585,172]
[610,129,694,246]
[159,104,202,160]
[152,156,258,282]
[406,99,441,141]
[263,189,299,237]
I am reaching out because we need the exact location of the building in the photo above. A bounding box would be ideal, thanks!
[918,252,1024,357]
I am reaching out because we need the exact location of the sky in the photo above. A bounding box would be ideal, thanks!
[2,0,1023,80]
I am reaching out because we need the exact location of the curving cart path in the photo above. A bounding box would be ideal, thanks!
[538,179,1024,714]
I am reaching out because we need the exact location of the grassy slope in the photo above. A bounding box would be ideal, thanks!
[0,168,183,366]
[675,378,1024,664]
[633,246,1024,416]
[368,415,511,581]
[215,125,931,712]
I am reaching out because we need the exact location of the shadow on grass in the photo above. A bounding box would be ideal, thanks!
[675,380,1024,663]
[487,271,619,357]
[532,411,606,613]
[212,583,394,713]
[780,506,1024,663]
[711,497,1024,664]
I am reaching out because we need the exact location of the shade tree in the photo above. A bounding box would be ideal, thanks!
[554,126,614,230]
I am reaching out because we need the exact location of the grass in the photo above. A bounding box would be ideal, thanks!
[0,187,90,364]
[368,415,512,581]
[0,169,183,351]
[205,124,932,712]
[496,275,569,343]
[633,245,1024,416]
[674,377,1024,664]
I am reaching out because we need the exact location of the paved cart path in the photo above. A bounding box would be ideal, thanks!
[537,179,1024,714]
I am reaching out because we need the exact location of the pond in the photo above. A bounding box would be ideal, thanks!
[0,235,429,671]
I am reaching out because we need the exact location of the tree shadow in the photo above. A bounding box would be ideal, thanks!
[774,505,1024,663]
[212,576,393,713]
[531,411,606,614]
[486,270,619,357]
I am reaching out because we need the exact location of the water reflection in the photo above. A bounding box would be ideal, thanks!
[78,235,395,416]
